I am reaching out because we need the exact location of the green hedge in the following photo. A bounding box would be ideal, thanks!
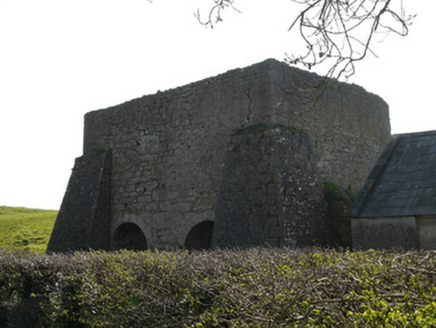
[0,248,435,327]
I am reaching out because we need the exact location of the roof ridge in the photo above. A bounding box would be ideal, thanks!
[393,129,436,139]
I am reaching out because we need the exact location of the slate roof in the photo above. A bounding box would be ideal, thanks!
[350,130,436,218]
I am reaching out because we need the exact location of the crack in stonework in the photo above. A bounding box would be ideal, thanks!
[243,90,253,122]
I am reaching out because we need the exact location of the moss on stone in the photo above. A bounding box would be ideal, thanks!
[323,181,355,204]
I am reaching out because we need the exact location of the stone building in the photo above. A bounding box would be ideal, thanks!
[350,130,436,250]
[47,59,390,252]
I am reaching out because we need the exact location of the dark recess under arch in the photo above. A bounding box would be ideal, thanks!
[113,222,147,251]
[185,221,214,250]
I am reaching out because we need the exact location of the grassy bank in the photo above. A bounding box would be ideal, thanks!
[0,206,57,253]
[0,248,435,327]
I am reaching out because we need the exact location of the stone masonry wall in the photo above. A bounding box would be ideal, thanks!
[80,59,390,249]
[269,68,390,190]
[213,125,331,248]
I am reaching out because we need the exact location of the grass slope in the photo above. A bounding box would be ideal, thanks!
[0,206,57,253]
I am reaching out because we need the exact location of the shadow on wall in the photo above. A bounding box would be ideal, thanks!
[112,221,215,251]
[185,221,215,251]
[113,222,148,251]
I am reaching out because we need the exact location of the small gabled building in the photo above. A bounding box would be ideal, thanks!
[350,130,436,250]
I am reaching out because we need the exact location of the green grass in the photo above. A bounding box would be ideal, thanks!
[0,206,57,253]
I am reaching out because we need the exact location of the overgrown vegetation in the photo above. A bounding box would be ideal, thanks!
[0,248,435,327]
[323,182,355,204]
[1,206,435,326]
[0,206,57,253]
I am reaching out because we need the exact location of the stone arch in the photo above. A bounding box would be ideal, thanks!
[113,222,148,251]
[184,221,215,250]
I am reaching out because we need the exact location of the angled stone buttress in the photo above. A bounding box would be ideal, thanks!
[47,149,111,252]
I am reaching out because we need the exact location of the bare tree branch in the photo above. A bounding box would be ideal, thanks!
[196,0,415,82]
[195,0,241,28]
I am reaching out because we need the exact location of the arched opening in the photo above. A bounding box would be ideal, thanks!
[185,221,214,250]
[113,222,147,251]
